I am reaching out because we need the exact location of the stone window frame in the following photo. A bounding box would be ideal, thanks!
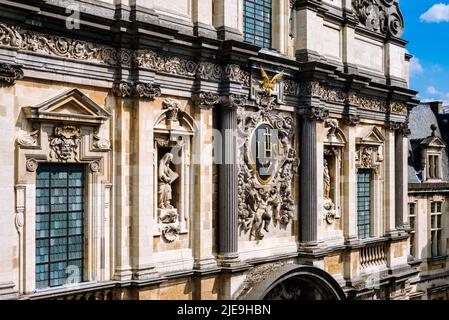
[408,201,417,257]
[429,198,444,258]
[15,89,112,295]
[355,126,385,239]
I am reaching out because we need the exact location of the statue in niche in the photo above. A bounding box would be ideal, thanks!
[157,152,181,242]
[158,152,178,209]
[323,158,336,224]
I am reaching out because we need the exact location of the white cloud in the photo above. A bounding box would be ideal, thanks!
[410,57,424,76]
[427,86,440,95]
[420,3,449,23]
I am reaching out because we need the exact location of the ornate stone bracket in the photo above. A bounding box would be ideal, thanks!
[0,63,24,86]
[113,81,161,100]
[342,114,361,126]
[192,91,221,110]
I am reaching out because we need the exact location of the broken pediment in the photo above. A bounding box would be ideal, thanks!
[356,126,385,145]
[23,88,110,125]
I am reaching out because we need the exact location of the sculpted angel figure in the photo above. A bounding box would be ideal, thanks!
[158,152,179,209]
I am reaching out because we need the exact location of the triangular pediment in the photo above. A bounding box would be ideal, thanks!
[24,89,110,125]
[421,136,446,148]
[356,126,385,145]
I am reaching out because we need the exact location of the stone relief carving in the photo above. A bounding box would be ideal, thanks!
[17,129,39,147]
[389,101,407,115]
[90,160,100,173]
[49,126,81,162]
[26,158,38,172]
[113,80,161,100]
[192,91,221,109]
[93,133,111,151]
[302,106,330,121]
[349,93,388,112]
[359,146,375,168]
[0,62,24,86]
[0,24,120,65]
[237,91,299,240]
[224,64,251,86]
[342,114,361,126]
[323,158,336,224]
[162,98,182,123]
[352,0,404,38]
[157,152,181,243]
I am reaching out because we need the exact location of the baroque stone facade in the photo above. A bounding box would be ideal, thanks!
[0,0,425,301]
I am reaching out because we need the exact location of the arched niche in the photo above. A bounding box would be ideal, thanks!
[152,98,196,243]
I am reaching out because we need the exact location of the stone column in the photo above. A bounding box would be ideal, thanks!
[192,92,220,270]
[217,97,240,266]
[384,128,396,235]
[395,125,410,229]
[299,106,328,246]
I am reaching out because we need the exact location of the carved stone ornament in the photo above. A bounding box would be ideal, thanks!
[113,80,161,100]
[26,158,38,172]
[49,126,81,162]
[342,114,361,126]
[359,146,375,168]
[0,62,24,86]
[323,159,336,224]
[302,106,329,121]
[352,0,404,37]
[237,98,299,240]
[162,99,182,122]
[193,91,221,109]
[17,129,39,147]
[389,101,407,115]
[161,224,181,243]
[90,160,100,173]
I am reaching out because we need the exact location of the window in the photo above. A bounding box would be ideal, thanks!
[357,169,372,239]
[409,203,416,257]
[36,164,85,289]
[428,154,440,179]
[430,201,443,257]
[243,0,272,48]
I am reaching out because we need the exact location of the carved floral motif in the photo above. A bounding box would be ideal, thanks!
[0,62,24,86]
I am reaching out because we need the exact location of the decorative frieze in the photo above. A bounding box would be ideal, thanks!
[389,101,407,115]
[0,24,120,65]
[349,93,388,112]
[352,0,404,37]
[0,62,24,86]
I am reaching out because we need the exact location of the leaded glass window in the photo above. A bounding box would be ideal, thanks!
[243,0,272,48]
[357,169,372,239]
[36,164,85,289]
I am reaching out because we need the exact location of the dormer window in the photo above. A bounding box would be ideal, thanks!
[428,154,440,179]
[418,124,446,182]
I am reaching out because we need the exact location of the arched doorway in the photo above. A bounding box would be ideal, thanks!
[240,264,346,300]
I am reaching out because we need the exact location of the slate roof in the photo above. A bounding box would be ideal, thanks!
[408,102,449,184]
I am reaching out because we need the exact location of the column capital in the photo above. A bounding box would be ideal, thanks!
[220,93,248,110]
[299,106,329,121]
[342,113,360,126]
[192,91,221,110]
[0,63,24,86]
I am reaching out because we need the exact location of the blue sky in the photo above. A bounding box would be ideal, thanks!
[402,1,449,104]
